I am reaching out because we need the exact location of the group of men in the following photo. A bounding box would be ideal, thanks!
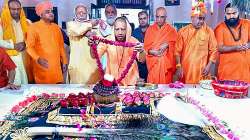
[0,0,249,90]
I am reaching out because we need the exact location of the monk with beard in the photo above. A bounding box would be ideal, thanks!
[214,3,250,83]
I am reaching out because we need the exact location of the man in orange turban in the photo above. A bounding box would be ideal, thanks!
[174,1,218,84]
[35,1,53,17]
[26,1,68,84]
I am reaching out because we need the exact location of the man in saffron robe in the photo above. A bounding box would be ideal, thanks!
[174,2,218,84]
[67,4,100,84]
[89,17,145,86]
[144,7,177,84]
[26,1,68,84]
[214,3,250,83]
[0,0,29,84]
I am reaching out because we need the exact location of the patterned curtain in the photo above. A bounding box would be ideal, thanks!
[231,0,250,15]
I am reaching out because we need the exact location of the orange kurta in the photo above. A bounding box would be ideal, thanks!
[26,20,68,84]
[97,35,139,86]
[175,24,217,84]
[214,19,250,83]
[144,23,177,84]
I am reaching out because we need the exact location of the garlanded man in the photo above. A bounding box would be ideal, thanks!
[89,17,145,85]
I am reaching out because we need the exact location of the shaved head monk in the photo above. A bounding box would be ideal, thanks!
[144,7,178,84]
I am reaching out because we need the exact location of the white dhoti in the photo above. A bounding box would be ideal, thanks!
[10,53,28,85]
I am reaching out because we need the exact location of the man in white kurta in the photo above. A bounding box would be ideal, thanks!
[67,4,100,84]
[98,4,118,69]
[0,0,28,85]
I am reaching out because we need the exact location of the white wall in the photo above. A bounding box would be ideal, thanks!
[153,0,191,24]
[0,0,96,27]
[0,0,230,28]
[151,0,230,28]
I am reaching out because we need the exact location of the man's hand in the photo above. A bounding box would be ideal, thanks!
[234,43,250,52]
[88,37,98,58]
[6,83,20,90]
[202,64,211,76]
[149,43,169,57]
[62,64,68,73]
[90,19,99,26]
[241,43,250,50]
[88,37,95,46]
[85,31,96,39]
[99,19,107,30]
[134,43,144,53]
[149,49,162,56]
[37,57,48,69]
[159,42,169,53]
[14,42,26,52]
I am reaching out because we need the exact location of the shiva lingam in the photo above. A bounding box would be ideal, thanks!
[92,74,120,104]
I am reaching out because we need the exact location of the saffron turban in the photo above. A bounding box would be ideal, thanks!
[191,1,207,16]
[35,1,53,16]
